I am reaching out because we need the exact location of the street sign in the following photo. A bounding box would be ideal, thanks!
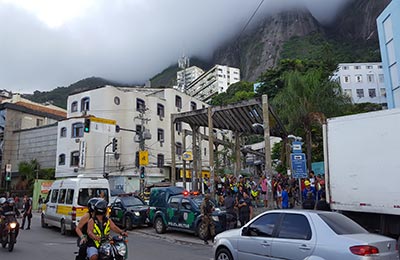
[291,153,307,179]
[139,150,149,166]
[292,141,303,153]
[182,151,193,161]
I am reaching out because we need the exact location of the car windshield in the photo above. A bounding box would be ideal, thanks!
[192,196,215,208]
[318,212,368,235]
[122,196,144,207]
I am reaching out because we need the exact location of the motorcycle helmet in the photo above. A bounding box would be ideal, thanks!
[87,197,101,213]
[6,198,15,205]
[94,199,108,215]
[0,197,6,205]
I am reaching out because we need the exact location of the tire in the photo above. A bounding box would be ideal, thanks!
[216,247,233,260]
[60,220,67,235]
[41,215,48,228]
[197,221,209,240]
[154,217,166,234]
[124,216,132,231]
[8,233,15,252]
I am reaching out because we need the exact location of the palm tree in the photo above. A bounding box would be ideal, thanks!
[272,69,351,169]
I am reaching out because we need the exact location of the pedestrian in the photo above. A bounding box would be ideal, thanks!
[316,191,331,211]
[237,191,253,227]
[302,180,316,202]
[200,194,215,245]
[259,175,269,208]
[281,185,289,209]
[38,195,43,212]
[223,189,237,230]
[302,192,315,210]
[21,194,32,230]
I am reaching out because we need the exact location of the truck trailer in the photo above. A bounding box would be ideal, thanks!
[324,108,400,240]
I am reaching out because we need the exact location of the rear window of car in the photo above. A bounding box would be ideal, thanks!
[318,213,368,235]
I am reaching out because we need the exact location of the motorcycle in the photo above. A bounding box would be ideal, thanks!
[97,235,128,260]
[1,212,19,252]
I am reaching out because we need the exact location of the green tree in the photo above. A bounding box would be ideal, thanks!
[210,81,255,106]
[272,69,351,169]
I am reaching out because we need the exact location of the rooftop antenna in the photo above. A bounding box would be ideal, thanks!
[178,55,190,93]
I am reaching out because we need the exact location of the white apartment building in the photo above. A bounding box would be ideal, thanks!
[55,85,209,192]
[334,62,387,106]
[176,66,204,91]
[185,65,240,103]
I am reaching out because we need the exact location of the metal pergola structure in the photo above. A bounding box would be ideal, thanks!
[170,95,287,192]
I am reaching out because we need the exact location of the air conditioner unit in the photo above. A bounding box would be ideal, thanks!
[177,108,181,112]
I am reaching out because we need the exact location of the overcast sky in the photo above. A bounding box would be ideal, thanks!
[0,0,349,94]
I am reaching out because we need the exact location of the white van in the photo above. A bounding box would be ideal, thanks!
[41,176,110,235]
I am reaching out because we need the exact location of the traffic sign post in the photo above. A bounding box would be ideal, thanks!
[291,153,307,179]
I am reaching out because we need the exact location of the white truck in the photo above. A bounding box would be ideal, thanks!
[324,108,400,240]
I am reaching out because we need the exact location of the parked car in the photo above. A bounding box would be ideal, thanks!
[213,209,399,260]
[149,186,226,239]
[109,193,150,230]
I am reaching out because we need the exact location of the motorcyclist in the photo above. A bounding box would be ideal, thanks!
[0,198,20,241]
[86,199,128,260]
[75,197,101,260]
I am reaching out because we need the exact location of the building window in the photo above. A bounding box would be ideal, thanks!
[204,148,207,156]
[343,76,350,83]
[378,65,383,69]
[114,96,120,105]
[157,103,165,118]
[354,65,361,70]
[157,154,164,168]
[379,74,384,83]
[136,98,146,112]
[342,66,349,70]
[366,65,373,69]
[175,95,182,110]
[367,74,374,83]
[71,101,78,112]
[81,97,90,112]
[176,142,182,155]
[355,75,363,83]
[60,127,67,137]
[58,154,66,165]
[72,123,84,138]
[368,89,376,98]
[36,118,44,126]
[70,151,80,167]
[344,89,352,97]
[175,122,182,133]
[157,128,164,142]
[190,101,197,111]
[356,89,364,98]
[380,88,387,97]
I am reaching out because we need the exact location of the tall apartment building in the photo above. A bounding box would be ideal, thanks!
[185,65,240,103]
[176,66,204,91]
[377,0,400,109]
[56,85,209,192]
[0,94,66,188]
[333,62,387,106]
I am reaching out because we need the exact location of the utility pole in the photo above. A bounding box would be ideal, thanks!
[135,108,151,194]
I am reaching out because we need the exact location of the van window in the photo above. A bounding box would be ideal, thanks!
[66,189,74,205]
[78,188,109,206]
[51,189,59,203]
[45,191,51,203]
[58,189,67,204]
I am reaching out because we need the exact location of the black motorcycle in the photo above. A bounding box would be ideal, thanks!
[82,235,127,260]
[1,212,19,252]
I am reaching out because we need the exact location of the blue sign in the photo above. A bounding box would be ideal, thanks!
[291,153,307,179]
[292,141,303,153]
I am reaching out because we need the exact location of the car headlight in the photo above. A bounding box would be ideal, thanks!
[134,211,140,217]
[115,242,127,256]
[9,222,17,229]
[212,216,219,222]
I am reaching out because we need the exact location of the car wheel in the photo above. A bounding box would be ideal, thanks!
[125,216,133,231]
[60,220,67,235]
[197,221,208,240]
[216,247,233,260]
[41,214,48,228]
[154,217,166,234]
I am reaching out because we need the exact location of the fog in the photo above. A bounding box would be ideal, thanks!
[0,0,350,93]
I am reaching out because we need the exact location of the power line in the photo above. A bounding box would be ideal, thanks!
[238,0,265,39]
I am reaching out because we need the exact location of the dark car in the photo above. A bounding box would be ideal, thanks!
[148,186,226,239]
[109,193,150,230]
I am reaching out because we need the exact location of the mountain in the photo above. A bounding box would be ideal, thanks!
[23,77,134,109]
[213,8,324,82]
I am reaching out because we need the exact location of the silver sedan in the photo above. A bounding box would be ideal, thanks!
[213,209,399,260]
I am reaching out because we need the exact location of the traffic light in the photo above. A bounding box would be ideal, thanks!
[112,138,118,152]
[84,118,91,133]
[115,125,120,133]
[140,167,145,179]
[5,172,11,181]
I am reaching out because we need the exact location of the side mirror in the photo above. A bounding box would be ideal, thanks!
[241,226,249,236]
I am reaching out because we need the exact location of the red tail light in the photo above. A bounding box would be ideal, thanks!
[183,190,189,196]
[350,245,379,256]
